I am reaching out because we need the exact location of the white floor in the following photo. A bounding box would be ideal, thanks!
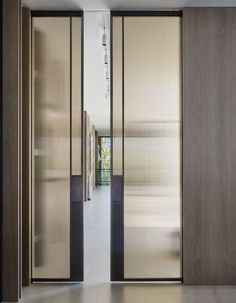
[21,186,236,303]
[84,186,110,284]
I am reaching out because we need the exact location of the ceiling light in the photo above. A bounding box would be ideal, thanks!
[102,15,107,46]
[104,48,108,64]
[102,31,107,46]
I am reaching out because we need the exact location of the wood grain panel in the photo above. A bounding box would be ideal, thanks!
[22,6,31,287]
[183,8,236,285]
[2,0,21,301]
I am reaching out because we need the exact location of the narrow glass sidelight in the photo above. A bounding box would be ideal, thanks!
[112,17,123,176]
[72,17,82,176]
[32,17,71,279]
[111,14,182,280]
[32,14,83,281]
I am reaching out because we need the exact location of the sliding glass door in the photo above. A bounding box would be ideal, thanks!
[32,12,83,281]
[111,12,182,281]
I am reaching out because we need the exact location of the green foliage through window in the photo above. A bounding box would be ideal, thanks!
[97,137,110,185]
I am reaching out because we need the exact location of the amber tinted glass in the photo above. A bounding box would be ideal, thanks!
[123,17,182,279]
[72,17,82,175]
[112,17,123,175]
[32,17,70,279]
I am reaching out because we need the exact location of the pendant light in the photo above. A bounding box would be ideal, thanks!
[104,47,108,64]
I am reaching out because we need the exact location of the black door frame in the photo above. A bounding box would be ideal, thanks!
[0,0,2,297]
[110,10,183,282]
[31,10,84,283]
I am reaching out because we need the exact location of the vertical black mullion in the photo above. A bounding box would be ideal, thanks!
[80,12,84,281]
[70,19,72,174]
[84,111,86,201]
[81,15,84,204]
[110,14,113,178]
[110,12,113,280]
[19,1,22,295]
[81,15,84,182]
[0,0,2,299]
[30,13,33,283]
[98,136,102,185]
[180,14,184,282]
[69,16,72,280]
[121,16,125,280]
[122,19,124,177]
[70,14,84,282]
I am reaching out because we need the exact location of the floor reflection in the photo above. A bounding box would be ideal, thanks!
[21,283,236,303]
[21,187,236,303]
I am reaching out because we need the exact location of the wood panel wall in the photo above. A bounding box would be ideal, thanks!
[22,6,31,287]
[2,0,22,301]
[183,8,236,285]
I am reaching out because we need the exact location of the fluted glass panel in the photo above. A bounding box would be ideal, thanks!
[124,17,182,279]
[72,17,82,175]
[32,17,70,279]
[112,17,123,175]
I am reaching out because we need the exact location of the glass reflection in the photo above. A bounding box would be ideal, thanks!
[123,17,182,278]
[112,17,123,175]
[72,17,82,175]
[32,17,70,279]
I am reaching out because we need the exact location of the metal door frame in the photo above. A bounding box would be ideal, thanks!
[110,10,183,282]
[31,10,84,283]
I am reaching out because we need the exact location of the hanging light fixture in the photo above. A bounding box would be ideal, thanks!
[102,31,107,46]
[102,15,107,46]
[104,47,108,64]
[104,54,108,64]
[105,66,109,80]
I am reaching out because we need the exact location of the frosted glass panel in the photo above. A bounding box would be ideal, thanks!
[72,17,82,175]
[124,17,182,278]
[112,17,123,175]
[32,17,70,279]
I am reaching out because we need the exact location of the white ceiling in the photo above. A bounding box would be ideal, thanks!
[22,0,236,10]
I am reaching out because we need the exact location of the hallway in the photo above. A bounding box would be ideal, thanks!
[20,187,236,303]
[84,186,110,284]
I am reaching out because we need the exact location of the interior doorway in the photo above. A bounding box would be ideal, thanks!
[83,10,111,284]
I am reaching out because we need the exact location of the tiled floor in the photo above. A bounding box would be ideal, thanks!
[20,186,236,303]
